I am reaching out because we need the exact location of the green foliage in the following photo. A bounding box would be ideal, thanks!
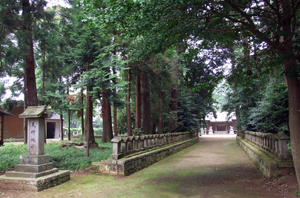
[0,140,112,171]
[0,99,23,112]
[295,190,300,197]
[63,127,103,135]
[0,144,27,171]
[248,80,288,133]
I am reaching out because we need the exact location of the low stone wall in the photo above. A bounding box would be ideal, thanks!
[93,137,199,176]
[236,136,294,178]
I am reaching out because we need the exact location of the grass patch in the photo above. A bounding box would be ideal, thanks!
[0,138,112,171]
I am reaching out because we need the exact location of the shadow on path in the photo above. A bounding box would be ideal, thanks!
[1,135,297,198]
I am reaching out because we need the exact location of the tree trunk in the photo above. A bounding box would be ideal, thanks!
[158,91,164,134]
[135,74,142,129]
[168,59,178,133]
[86,89,92,157]
[102,86,113,142]
[42,50,46,105]
[22,0,38,107]
[60,113,64,141]
[112,67,118,137]
[142,71,152,134]
[67,86,71,141]
[81,87,84,139]
[68,110,71,141]
[84,86,97,147]
[1,115,4,146]
[113,105,118,137]
[152,122,156,134]
[127,69,132,136]
[281,1,300,189]
[286,75,300,190]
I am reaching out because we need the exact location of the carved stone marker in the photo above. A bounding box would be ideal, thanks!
[208,126,213,135]
[0,106,70,192]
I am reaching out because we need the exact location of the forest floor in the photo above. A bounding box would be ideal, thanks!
[0,135,298,198]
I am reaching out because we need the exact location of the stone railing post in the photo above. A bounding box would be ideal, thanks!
[149,135,153,147]
[154,135,158,146]
[140,136,145,150]
[133,136,139,152]
[122,137,128,156]
[277,133,291,160]
[144,135,148,148]
[127,136,134,154]
[110,137,122,160]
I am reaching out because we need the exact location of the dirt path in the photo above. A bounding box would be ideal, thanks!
[0,135,297,198]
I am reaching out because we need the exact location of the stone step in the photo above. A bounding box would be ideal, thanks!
[15,163,53,173]
[5,168,59,178]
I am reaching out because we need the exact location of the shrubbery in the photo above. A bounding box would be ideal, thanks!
[0,138,112,171]
[63,128,103,135]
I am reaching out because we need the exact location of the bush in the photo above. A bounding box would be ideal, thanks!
[0,139,112,171]
[63,128,103,135]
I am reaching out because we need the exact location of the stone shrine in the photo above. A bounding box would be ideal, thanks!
[0,106,70,192]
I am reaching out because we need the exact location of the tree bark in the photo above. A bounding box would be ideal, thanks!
[68,110,71,141]
[112,67,118,137]
[158,91,164,134]
[135,74,142,129]
[168,59,178,133]
[81,87,84,139]
[113,105,118,137]
[142,70,152,134]
[281,0,300,189]
[84,86,97,147]
[102,86,113,142]
[22,0,38,107]
[42,51,46,105]
[1,115,4,146]
[127,69,132,136]
[86,89,93,157]
[60,113,64,141]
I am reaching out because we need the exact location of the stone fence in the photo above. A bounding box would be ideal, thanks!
[110,131,198,160]
[237,130,291,160]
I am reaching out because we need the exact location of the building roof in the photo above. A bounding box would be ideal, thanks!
[0,109,12,116]
[19,106,52,118]
[205,111,236,122]
[46,112,63,120]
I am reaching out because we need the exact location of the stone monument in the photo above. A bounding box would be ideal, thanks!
[208,126,213,135]
[0,106,70,192]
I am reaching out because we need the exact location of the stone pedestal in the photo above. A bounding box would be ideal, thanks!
[0,106,70,192]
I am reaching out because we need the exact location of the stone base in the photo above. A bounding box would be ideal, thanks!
[20,155,50,165]
[15,163,53,173]
[93,137,199,176]
[0,170,70,192]
[6,168,59,178]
